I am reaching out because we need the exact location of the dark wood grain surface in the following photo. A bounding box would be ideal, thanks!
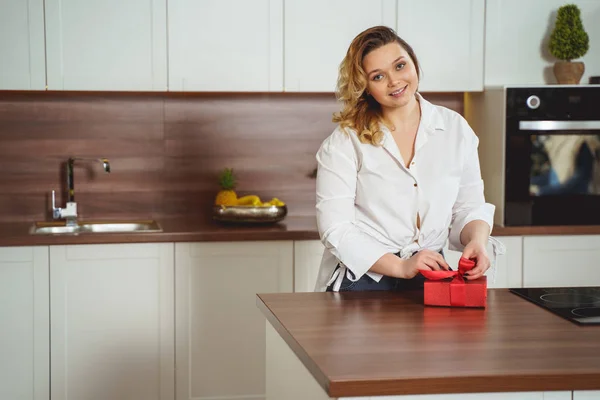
[491,225,600,236]
[257,290,600,397]
[0,215,319,246]
[0,91,462,223]
[1,214,600,246]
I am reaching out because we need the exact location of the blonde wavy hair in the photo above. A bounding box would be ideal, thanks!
[333,26,421,145]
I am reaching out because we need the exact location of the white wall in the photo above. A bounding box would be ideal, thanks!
[485,0,600,86]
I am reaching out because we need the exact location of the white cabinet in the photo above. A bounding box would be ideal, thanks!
[294,240,325,292]
[443,236,523,289]
[50,243,174,400]
[284,0,396,92]
[0,246,49,400]
[573,391,600,400]
[45,0,167,91]
[0,0,46,90]
[396,0,484,92]
[7,0,488,92]
[523,235,600,288]
[168,0,283,92]
[175,241,293,400]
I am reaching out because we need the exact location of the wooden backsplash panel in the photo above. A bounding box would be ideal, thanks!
[0,91,463,222]
[0,92,166,222]
[163,94,340,214]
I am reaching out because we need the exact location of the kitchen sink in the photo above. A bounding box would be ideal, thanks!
[80,221,162,233]
[31,225,80,235]
[30,220,163,235]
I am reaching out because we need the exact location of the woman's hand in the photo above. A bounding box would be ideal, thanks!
[461,240,490,280]
[398,250,450,279]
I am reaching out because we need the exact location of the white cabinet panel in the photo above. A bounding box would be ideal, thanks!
[523,235,600,287]
[574,391,600,400]
[168,0,283,91]
[396,0,484,91]
[0,0,46,90]
[294,240,325,292]
[0,246,49,400]
[443,236,523,289]
[176,241,293,400]
[45,0,167,90]
[50,243,174,400]
[284,0,396,92]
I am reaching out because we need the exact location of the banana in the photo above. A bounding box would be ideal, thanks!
[269,198,285,207]
[236,195,262,206]
[236,195,285,207]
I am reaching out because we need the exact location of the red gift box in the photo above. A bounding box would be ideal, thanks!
[420,257,487,308]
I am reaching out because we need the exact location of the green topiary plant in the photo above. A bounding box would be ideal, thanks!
[548,4,590,84]
[549,4,589,61]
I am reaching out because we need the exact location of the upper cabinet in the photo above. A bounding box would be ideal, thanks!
[284,0,397,92]
[3,0,486,92]
[44,0,167,91]
[168,0,283,92]
[396,0,485,92]
[0,0,46,90]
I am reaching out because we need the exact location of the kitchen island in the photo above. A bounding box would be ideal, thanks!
[257,290,600,400]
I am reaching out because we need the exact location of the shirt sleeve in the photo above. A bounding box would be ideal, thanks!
[315,130,391,281]
[447,121,495,252]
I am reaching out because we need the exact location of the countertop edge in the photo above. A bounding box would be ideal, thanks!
[0,216,321,246]
[327,373,600,397]
[492,225,600,236]
[0,230,321,247]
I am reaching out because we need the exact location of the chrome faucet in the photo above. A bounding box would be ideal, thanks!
[52,157,111,227]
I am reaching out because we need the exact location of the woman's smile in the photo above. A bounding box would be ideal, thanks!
[389,85,408,97]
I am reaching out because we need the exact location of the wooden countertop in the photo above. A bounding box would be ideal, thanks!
[0,216,319,246]
[257,290,600,398]
[1,214,600,246]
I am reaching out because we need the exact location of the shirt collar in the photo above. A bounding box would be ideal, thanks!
[415,92,445,133]
[379,92,445,166]
[378,92,446,135]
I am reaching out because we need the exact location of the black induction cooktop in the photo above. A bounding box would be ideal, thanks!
[510,287,600,326]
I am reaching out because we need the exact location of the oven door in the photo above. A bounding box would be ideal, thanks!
[505,120,600,226]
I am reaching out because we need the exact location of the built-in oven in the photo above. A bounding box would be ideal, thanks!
[466,85,600,226]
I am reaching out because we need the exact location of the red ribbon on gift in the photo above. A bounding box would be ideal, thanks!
[420,257,476,307]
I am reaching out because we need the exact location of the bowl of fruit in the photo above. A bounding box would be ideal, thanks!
[212,168,288,224]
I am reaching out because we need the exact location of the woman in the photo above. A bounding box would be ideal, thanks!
[315,26,504,292]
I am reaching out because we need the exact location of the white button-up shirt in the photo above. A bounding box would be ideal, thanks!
[314,93,497,292]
